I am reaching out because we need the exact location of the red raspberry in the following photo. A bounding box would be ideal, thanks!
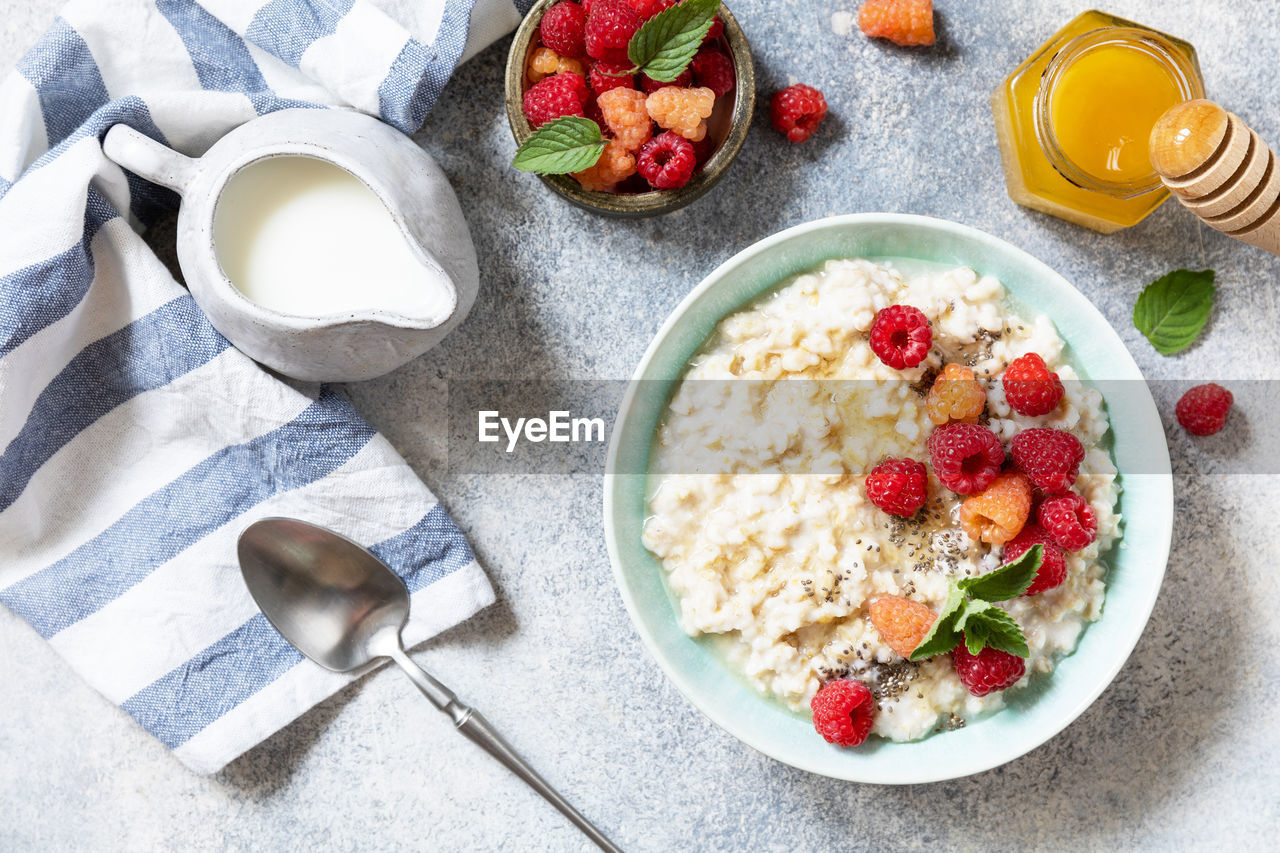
[953,642,1025,697]
[1176,383,1233,436]
[869,305,932,370]
[703,15,724,42]
[640,68,692,93]
[623,0,662,18]
[584,95,607,132]
[690,46,735,97]
[858,0,934,47]
[588,60,636,96]
[1003,524,1068,596]
[1010,428,1085,494]
[540,2,588,59]
[1002,353,1064,417]
[636,131,696,189]
[522,72,589,127]
[1037,492,1097,552]
[810,679,875,747]
[585,0,643,63]
[865,458,928,517]
[689,135,715,166]
[770,83,828,143]
[927,422,1005,495]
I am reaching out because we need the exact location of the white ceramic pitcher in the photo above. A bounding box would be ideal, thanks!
[103,108,479,382]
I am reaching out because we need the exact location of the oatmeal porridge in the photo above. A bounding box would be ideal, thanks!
[641,258,1121,742]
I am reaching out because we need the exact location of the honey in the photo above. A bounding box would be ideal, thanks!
[992,11,1204,233]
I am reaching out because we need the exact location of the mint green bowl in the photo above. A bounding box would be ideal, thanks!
[603,214,1173,784]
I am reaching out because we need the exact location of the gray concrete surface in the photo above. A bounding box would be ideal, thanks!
[2,1,1277,850]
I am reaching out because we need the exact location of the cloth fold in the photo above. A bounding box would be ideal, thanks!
[0,0,520,774]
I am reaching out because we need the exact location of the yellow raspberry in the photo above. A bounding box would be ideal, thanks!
[598,87,653,152]
[926,363,987,425]
[869,596,936,658]
[529,47,584,83]
[646,86,715,141]
[960,472,1032,545]
[572,139,637,191]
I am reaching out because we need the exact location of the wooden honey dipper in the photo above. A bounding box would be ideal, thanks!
[1149,99,1280,257]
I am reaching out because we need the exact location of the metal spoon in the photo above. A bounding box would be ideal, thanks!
[237,517,622,853]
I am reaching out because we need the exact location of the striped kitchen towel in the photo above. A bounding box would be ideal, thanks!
[0,0,528,774]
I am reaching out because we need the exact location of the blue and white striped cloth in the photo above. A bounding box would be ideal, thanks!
[0,0,528,774]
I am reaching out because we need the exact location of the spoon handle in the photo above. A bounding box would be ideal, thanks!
[389,648,623,853]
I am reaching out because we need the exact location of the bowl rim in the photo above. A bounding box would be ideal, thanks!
[503,0,756,218]
[602,212,1174,783]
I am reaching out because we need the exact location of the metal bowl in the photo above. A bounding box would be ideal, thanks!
[504,0,755,218]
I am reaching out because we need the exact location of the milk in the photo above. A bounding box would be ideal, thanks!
[213,156,451,318]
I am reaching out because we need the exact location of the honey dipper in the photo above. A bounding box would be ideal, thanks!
[1149,99,1280,257]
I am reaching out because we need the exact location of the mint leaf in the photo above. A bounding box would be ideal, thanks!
[627,0,719,82]
[958,545,1043,602]
[512,117,606,174]
[908,583,965,660]
[961,606,1030,657]
[1133,269,1216,355]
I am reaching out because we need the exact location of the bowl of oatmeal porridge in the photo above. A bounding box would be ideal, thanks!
[603,214,1172,783]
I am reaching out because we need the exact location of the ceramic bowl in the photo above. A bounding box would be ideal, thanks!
[603,214,1174,783]
[504,0,755,217]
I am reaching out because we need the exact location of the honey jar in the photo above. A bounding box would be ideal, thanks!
[992,10,1205,233]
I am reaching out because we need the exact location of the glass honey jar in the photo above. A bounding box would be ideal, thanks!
[992,10,1205,233]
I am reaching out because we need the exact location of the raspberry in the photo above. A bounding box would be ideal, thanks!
[637,131,696,189]
[703,15,724,42]
[770,84,827,143]
[640,69,692,94]
[623,0,661,17]
[927,422,1004,495]
[522,72,589,127]
[1037,492,1097,551]
[926,363,986,425]
[1002,353,1064,417]
[572,139,637,190]
[588,60,636,96]
[865,458,928,518]
[690,46,735,97]
[1010,428,1084,494]
[960,472,1032,545]
[869,596,935,658]
[584,95,607,132]
[953,642,1025,697]
[646,85,715,141]
[598,86,653,151]
[540,2,588,58]
[810,679,875,747]
[529,47,585,83]
[869,305,932,370]
[1176,383,1234,436]
[858,0,935,47]
[689,135,714,166]
[1003,524,1068,596]
[585,0,643,63]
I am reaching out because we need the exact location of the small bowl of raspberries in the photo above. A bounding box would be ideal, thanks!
[504,0,755,217]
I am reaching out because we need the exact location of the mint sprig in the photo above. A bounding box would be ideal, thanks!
[512,116,607,175]
[908,545,1041,661]
[626,0,720,82]
[1133,269,1216,355]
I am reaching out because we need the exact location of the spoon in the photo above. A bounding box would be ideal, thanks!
[237,517,622,853]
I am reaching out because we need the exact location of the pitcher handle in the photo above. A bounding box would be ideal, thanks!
[102,125,197,195]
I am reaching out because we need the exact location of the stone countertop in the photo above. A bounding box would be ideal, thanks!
[2,1,1277,850]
